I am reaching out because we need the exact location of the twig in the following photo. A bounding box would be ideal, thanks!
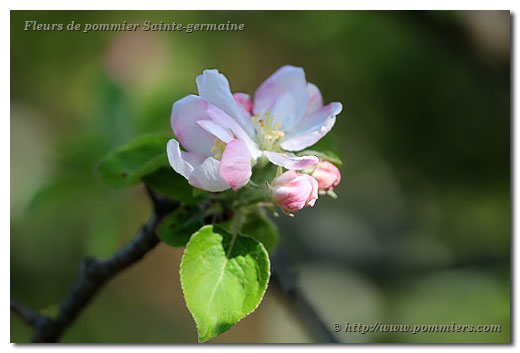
[12,187,338,343]
[271,251,339,343]
[10,299,53,331]
[11,187,179,343]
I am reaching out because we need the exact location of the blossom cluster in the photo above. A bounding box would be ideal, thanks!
[167,65,342,215]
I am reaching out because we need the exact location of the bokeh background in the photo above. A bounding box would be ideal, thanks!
[11,10,510,343]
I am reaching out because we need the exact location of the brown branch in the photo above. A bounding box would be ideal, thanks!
[271,251,339,343]
[11,187,179,343]
[10,299,53,331]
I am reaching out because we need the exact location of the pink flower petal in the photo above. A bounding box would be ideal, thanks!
[253,65,308,131]
[312,161,341,191]
[271,170,315,212]
[264,151,318,170]
[170,95,215,157]
[220,139,252,190]
[301,174,319,207]
[233,93,253,115]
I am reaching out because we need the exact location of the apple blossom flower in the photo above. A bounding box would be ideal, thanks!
[166,96,253,192]
[312,161,341,192]
[167,65,342,192]
[270,170,319,215]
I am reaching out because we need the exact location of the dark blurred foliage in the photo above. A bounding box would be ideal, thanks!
[11,10,510,343]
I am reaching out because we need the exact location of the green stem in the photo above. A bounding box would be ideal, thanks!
[276,165,283,177]
[237,197,267,209]
[226,208,244,257]
[201,202,223,219]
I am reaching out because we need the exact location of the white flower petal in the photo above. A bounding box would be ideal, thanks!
[196,120,234,143]
[281,102,342,151]
[281,116,335,151]
[188,157,230,192]
[167,139,196,180]
[305,82,323,115]
[253,65,308,131]
[196,69,255,137]
[181,151,204,170]
[264,151,319,170]
[270,92,298,131]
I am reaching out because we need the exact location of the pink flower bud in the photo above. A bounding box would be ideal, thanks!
[271,170,319,214]
[312,161,341,191]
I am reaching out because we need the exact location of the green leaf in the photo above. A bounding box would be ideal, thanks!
[96,134,170,189]
[241,209,278,254]
[216,209,278,254]
[142,166,199,205]
[250,162,277,185]
[300,133,343,165]
[157,206,203,247]
[180,225,270,342]
[312,133,342,156]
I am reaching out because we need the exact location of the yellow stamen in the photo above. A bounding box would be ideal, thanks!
[210,138,219,153]
[211,138,227,160]
[266,130,285,141]
[250,109,285,149]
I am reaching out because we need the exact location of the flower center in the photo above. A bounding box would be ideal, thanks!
[211,138,227,160]
[251,110,285,151]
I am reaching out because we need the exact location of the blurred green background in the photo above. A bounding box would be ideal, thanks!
[10,10,510,343]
